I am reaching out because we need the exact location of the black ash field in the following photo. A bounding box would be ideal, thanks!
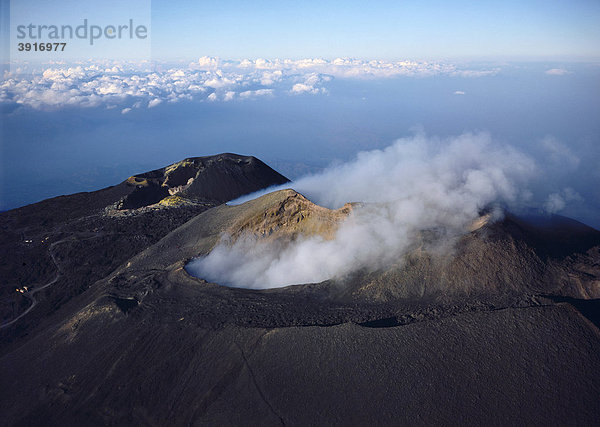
[1,153,599,425]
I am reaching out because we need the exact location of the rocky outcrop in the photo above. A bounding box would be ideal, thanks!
[228,190,353,242]
[118,153,290,210]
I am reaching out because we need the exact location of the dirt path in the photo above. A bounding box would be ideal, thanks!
[1,233,102,329]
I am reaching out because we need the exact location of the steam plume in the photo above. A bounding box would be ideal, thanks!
[187,132,536,288]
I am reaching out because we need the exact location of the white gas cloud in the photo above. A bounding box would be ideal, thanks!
[540,136,580,169]
[1,58,500,110]
[196,56,221,69]
[239,89,274,99]
[148,98,162,108]
[188,132,536,289]
[544,187,583,214]
[290,73,331,95]
[223,91,236,101]
[545,68,571,76]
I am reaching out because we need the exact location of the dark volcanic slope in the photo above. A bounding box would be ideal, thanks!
[120,153,290,209]
[1,172,599,424]
[0,154,289,343]
[2,294,599,425]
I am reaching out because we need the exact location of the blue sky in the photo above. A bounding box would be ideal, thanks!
[3,0,600,61]
[149,0,600,60]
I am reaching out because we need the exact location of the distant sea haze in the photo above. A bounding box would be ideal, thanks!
[1,61,598,229]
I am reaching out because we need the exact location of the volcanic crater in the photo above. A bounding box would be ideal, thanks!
[1,153,599,425]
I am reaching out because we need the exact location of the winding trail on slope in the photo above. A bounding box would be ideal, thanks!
[1,233,102,329]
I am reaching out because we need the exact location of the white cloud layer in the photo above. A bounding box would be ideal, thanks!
[545,68,571,76]
[2,57,500,110]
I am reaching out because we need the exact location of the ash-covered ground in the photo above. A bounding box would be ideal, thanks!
[1,153,599,425]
